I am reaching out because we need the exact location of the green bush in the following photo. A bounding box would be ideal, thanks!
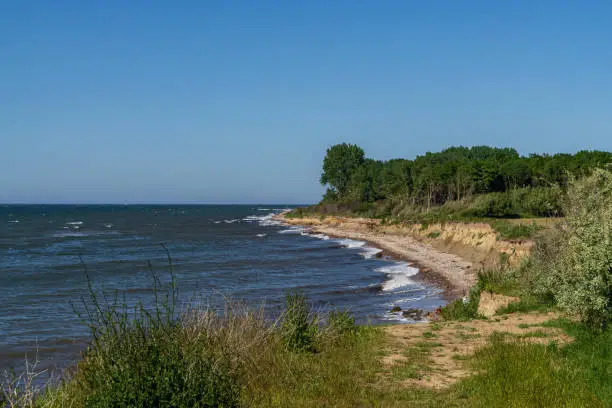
[536,169,612,329]
[323,310,357,343]
[280,292,319,352]
[440,286,483,321]
[470,192,519,218]
[38,253,242,408]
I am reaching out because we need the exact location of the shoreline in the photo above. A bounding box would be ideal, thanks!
[274,212,477,299]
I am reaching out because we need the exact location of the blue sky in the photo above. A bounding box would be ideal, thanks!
[2,1,611,204]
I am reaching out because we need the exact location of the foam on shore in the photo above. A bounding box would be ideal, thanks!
[376,262,420,291]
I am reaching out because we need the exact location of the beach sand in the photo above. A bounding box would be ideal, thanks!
[275,213,532,297]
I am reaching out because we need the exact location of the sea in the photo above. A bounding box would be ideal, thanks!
[0,205,446,376]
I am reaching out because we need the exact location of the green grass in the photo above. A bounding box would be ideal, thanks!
[427,230,441,239]
[496,295,555,315]
[516,330,553,339]
[489,220,543,240]
[447,332,604,407]
[422,331,438,339]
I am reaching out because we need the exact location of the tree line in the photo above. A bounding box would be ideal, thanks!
[320,143,612,211]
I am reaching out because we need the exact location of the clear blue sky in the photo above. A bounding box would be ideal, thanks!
[2,1,611,204]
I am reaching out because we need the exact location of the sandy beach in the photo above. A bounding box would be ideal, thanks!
[275,213,511,297]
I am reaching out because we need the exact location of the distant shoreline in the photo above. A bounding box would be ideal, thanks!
[274,212,481,300]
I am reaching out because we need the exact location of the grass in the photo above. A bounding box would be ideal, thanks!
[489,220,543,240]
[496,295,554,315]
[5,284,612,407]
[422,331,438,339]
[448,332,604,407]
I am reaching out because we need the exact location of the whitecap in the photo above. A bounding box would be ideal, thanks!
[8,220,19,223]
[243,212,283,227]
[256,233,267,237]
[223,219,239,224]
[66,221,83,226]
[104,223,113,228]
[337,238,366,249]
[214,221,221,224]
[52,232,89,238]
[278,227,304,234]
[301,232,330,240]
[376,263,420,291]
[360,246,383,259]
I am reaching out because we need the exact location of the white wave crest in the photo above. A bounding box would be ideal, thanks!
[256,233,267,237]
[66,221,83,226]
[8,220,19,223]
[224,219,240,224]
[243,212,283,227]
[301,232,330,240]
[278,227,304,234]
[376,263,419,291]
[360,246,383,259]
[337,238,366,249]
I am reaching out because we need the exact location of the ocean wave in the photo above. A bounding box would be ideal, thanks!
[278,227,304,234]
[223,219,240,224]
[52,232,89,238]
[360,246,383,259]
[243,212,282,227]
[8,220,19,223]
[256,233,267,237]
[104,223,113,228]
[301,232,330,240]
[337,238,366,249]
[65,221,83,226]
[376,262,419,291]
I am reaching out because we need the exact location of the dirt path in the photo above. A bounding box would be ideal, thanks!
[382,310,569,389]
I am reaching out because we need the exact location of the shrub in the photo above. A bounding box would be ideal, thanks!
[322,310,357,344]
[536,169,612,329]
[280,292,319,352]
[440,286,483,321]
[40,252,242,407]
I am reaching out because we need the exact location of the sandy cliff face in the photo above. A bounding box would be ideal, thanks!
[284,216,533,269]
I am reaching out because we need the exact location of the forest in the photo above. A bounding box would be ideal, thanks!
[318,143,612,218]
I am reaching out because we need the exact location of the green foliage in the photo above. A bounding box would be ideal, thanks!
[320,143,365,197]
[543,318,612,402]
[453,332,603,407]
[326,310,356,337]
[478,268,519,295]
[440,287,483,321]
[489,220,542,240]
[535,169,612,329]
[38,252,242,408]
[280,292,318,352]
[316,143,611,220]
[495,295,554,315]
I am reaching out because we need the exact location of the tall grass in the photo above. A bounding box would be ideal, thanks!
[452,332,604,407]
[1,250,377,408]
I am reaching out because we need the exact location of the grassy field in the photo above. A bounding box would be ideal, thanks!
[3,283,611,407]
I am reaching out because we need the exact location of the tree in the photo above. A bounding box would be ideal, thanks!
[538,169,612,329]
[320,143,365,198]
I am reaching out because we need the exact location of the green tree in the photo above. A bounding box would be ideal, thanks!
[320,143,365,197]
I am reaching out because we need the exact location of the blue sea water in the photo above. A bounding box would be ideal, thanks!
[0,205,446,375]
